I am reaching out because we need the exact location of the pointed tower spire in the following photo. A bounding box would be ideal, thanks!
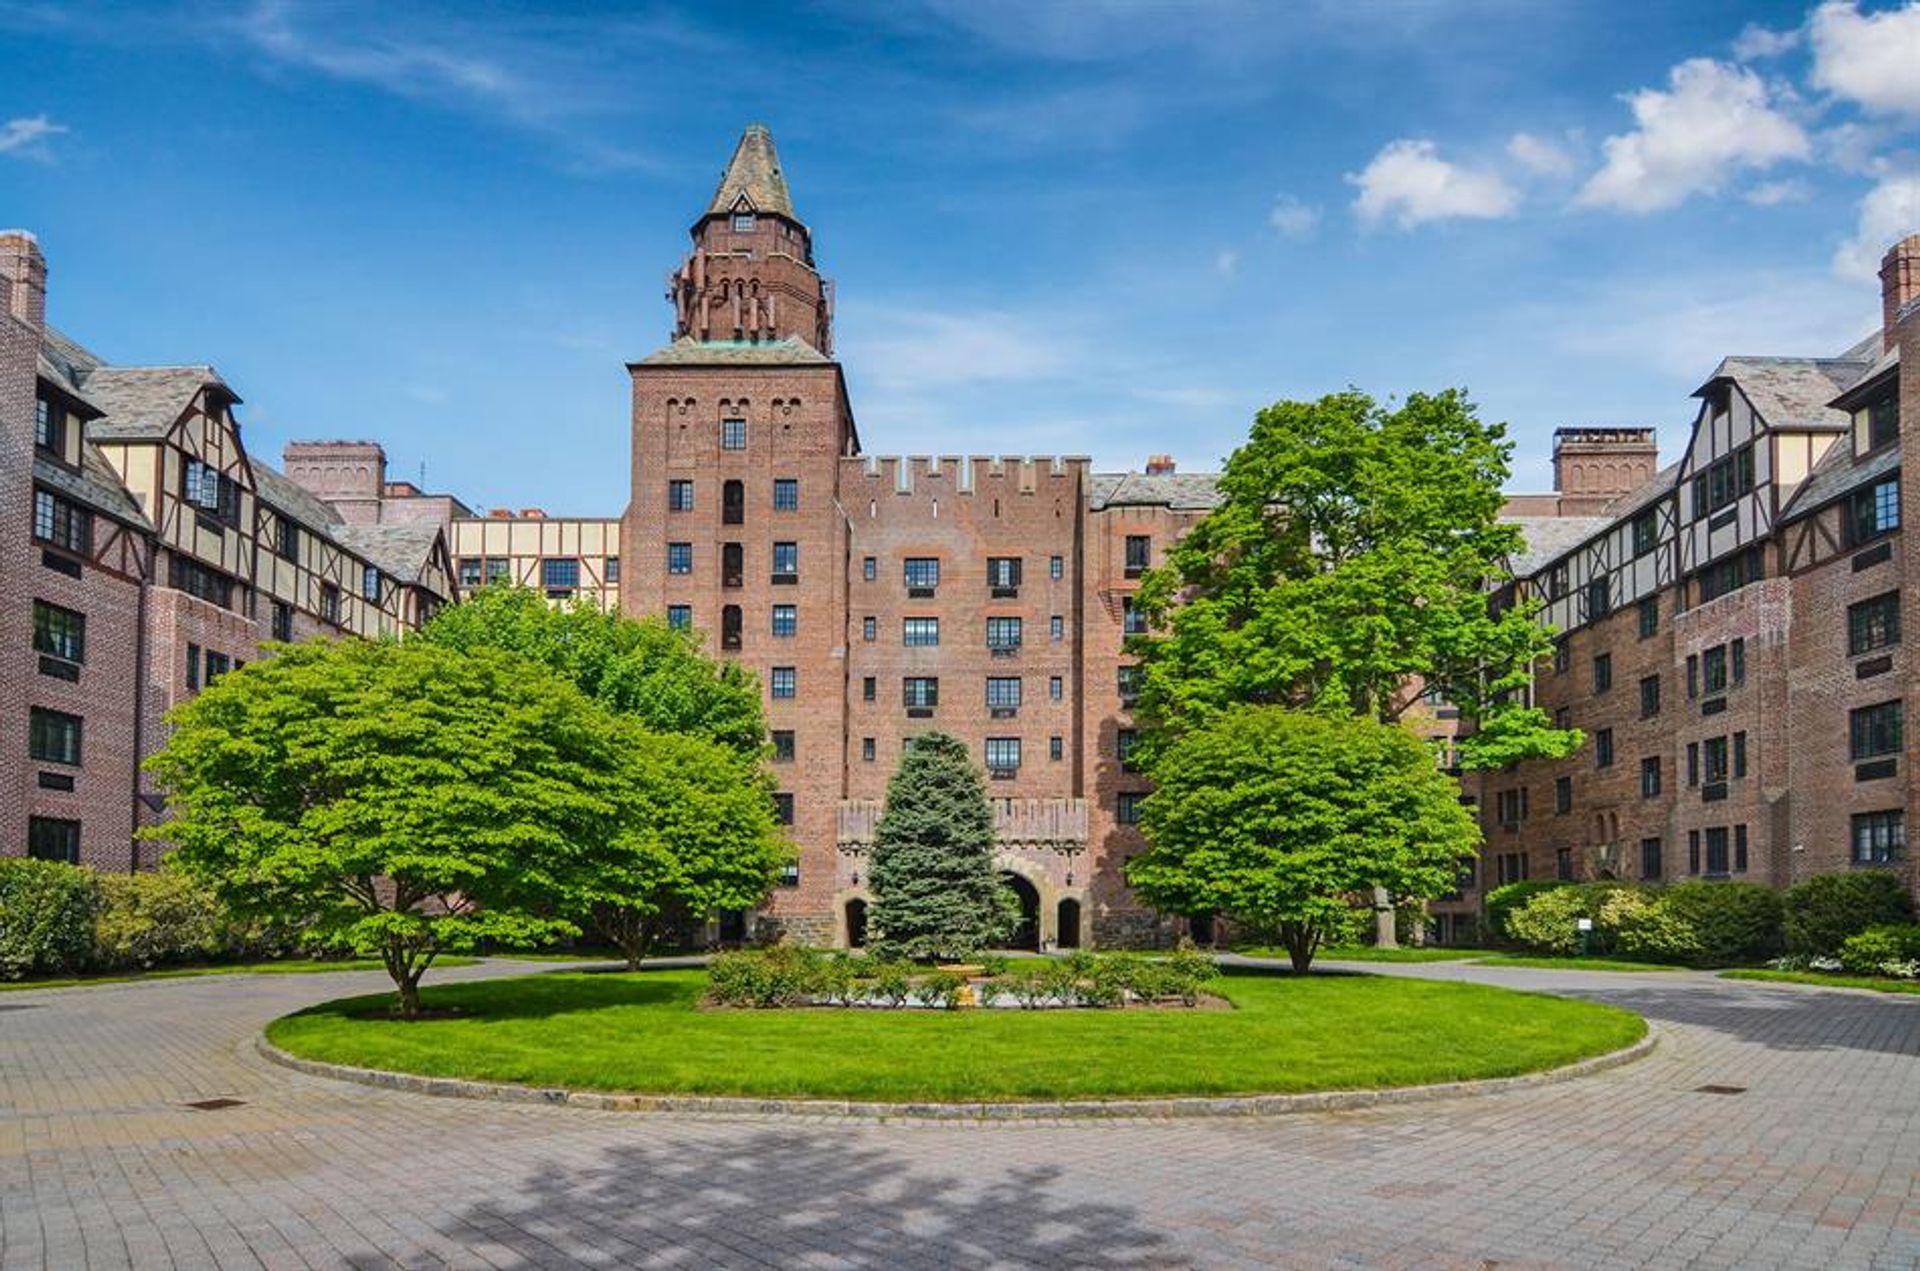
[707,122,796,222]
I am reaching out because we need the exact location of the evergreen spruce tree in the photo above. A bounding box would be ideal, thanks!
[867,733,1017,960]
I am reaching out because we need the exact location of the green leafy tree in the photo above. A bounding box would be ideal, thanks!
[867,733,1017,960]
[1129,707,1479,973]
[1133,389,1581,771]
[584,728,790,968]
[144,639,629,1018]
[420,586,765,757]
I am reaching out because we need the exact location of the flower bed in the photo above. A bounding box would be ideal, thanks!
[705,946,1219,1009]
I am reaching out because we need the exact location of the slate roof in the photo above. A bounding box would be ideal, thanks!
[633,337,830,366]
[335,522,444,584]
[252,462,344,531]
[1088,472,1223,511]
[1708,356,1873,431]
[1600,460,1683,521]
[81,366,227,440]
[33,448,153,530]
[1779,438,1901,526]
[1505,515,1615,577]
[707,123,796,220]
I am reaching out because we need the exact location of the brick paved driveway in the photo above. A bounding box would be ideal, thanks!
[2,957,1918,1270]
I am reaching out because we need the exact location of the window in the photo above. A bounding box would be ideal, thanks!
[862,737,876,762]
[1586,577,1611,620]
[1640,837,1663,880]
[721,604,742,649]
[458,557,482,588]
[1696,546,1765,604]
[1848,478,1901,546]
[902,617,940,647]
[771,730,795,762]
[722,542,744,588]
[985,677,1022,709]
[205,651,231,684]
[1686,654,1698,699]
[863,616,877,642]
[1863,385,1901,450]
[721,418,747,450]
[1556,848,1574,882]
[723,480,744,525]
[1703,735,1729,784]
[34,396,64,452]
[1595,728,1614,768]
[277,517,301,561]
[1734,824,1749,873]
[1631,510,1658,557]
[1692,444,1756,517]
[1639,674,1661,719]
[1050,555,1064,581]
[1849,591,1901,655]
[1592,653,1612,693]
[1554,775,1573,814]
[772,542,798,582]
[1049,676,1063,702]
[1733,731,1747,779]
[1118,728,1140,770]
[1638,595,1659,639]
[732,212,755,233]
[1118,665,1142,703]
[1705,826,1730,876]
[771,605,796,638]
[1686,741,1699,786]
[1851,700,1903,760]
[770,667,796,699]
[33,489,90,555]
[903,677,939,709]
[168,556,236,610]
[773,792,794,825]
[27,817,80,864]
[1051,615,1064,642]
[1117,792,1144,825]
[667,542,693,574]
[1547,564,1568,600]
[1123,598,1148,637]
[773,478,798,511]
[1640,756,1662,798]
[272,601,293,643]
[29,707,82,766]
[320,584,340,625]
[486,558,510,586]
[667,605,692,630]
[1853,810,1905,864]
[862,676,876,702]
[1731,637,1746,686]
[903,557,940,592]
[862,556,877,582]
[1496,851,1530,884]
[668,479,694,512]
[987,557,1022,594]
[1553,640,1570,674]
[182,459,241,525]
[362,565,382,603]
[984,737,1021,775]
[1703,645,1728,694]
[33,601,84,668]
[542,557,578,598]
[1688,830,1701,875]
[986,617,1022,651]
[1049,735,1064,761]
[604,557,620,583]
[1124,535,1151,577]
[1496,788,1529,825]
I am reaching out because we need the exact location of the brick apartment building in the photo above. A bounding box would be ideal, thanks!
[7,122,1919,949]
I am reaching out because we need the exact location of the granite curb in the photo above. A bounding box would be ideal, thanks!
[255,1022,1657,1122]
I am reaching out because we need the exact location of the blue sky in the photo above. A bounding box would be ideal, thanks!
[6,1,1920,513]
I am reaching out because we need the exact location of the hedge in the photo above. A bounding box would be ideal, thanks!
[1483,880,1567,946]
[1782,871,1914,958]
[1497,879,1783,967]
[0,859,99,978]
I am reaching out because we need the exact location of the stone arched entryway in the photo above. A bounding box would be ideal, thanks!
[844,897,869,948]
[1000,871,1041,951]
[1056,897,1083,948]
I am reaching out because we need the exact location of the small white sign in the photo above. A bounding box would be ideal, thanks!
[1576,918,1594,931]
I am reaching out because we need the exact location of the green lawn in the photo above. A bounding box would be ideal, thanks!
[1472,954,1685,972]
[1242,945,1491,963]
[1721,969,1920,995]
[0,956,478,992]
[267,968,1645,1102]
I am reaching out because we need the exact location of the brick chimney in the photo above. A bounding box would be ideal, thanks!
[1883,233,1920,353]
[1145,454,1176,476]
[0,230,46,330]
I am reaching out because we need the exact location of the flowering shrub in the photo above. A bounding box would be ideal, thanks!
[1837,925,1920,977]
[703,947,1217,1008]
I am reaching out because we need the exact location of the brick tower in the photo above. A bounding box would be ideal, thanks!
[621,125,858,943]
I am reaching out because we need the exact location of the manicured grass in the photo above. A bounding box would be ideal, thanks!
[267,968,1645,1103]
[1472,954,1685,972]
[1721,969,1920,995]
[1236,945,1491,963]
[0,956,479,992]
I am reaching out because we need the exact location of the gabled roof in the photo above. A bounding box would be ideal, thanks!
[33,447,153,531]
[1504,515,1616,577]
[633,336,830,366]
[1088,472,1223,511]
[82,366,228,441]
[707,123,796,221]
[1779,437,1900,526]
[1704,356,1874,432]
[335,522,445,585]
[252,462,344,532]
[1600,460,1683,521]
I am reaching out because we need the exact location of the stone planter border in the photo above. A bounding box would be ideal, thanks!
[255,1023,1656,1121]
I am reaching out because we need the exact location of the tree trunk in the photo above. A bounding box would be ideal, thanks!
[1281,922,1318,974]
[397,974,423,1021]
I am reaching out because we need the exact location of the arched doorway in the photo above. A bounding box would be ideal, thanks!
[1000,872,1040,951]
[845,898,868,949]
[1189,912,1217,946]
[1056,898,1082,949]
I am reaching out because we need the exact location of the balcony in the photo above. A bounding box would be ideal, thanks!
[838,797,1088,853]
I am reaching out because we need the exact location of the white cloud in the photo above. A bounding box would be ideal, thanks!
[1835,174,1920,280]
[0,114,67,161]
[1506,131,1575,178]
[1733,22,1802,61]
[1577,59,1809,213]
[1745,178,1811,206]
[1267,194,1320,238]
[851,308,1076,391]
[1213,248,1241,278]
[1347,139,1518,229]
[1810,1,1920,117]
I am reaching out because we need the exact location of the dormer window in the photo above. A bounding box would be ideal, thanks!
[732,212,756,233]
[34,395,65,454]
[1862,384,1900,452]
